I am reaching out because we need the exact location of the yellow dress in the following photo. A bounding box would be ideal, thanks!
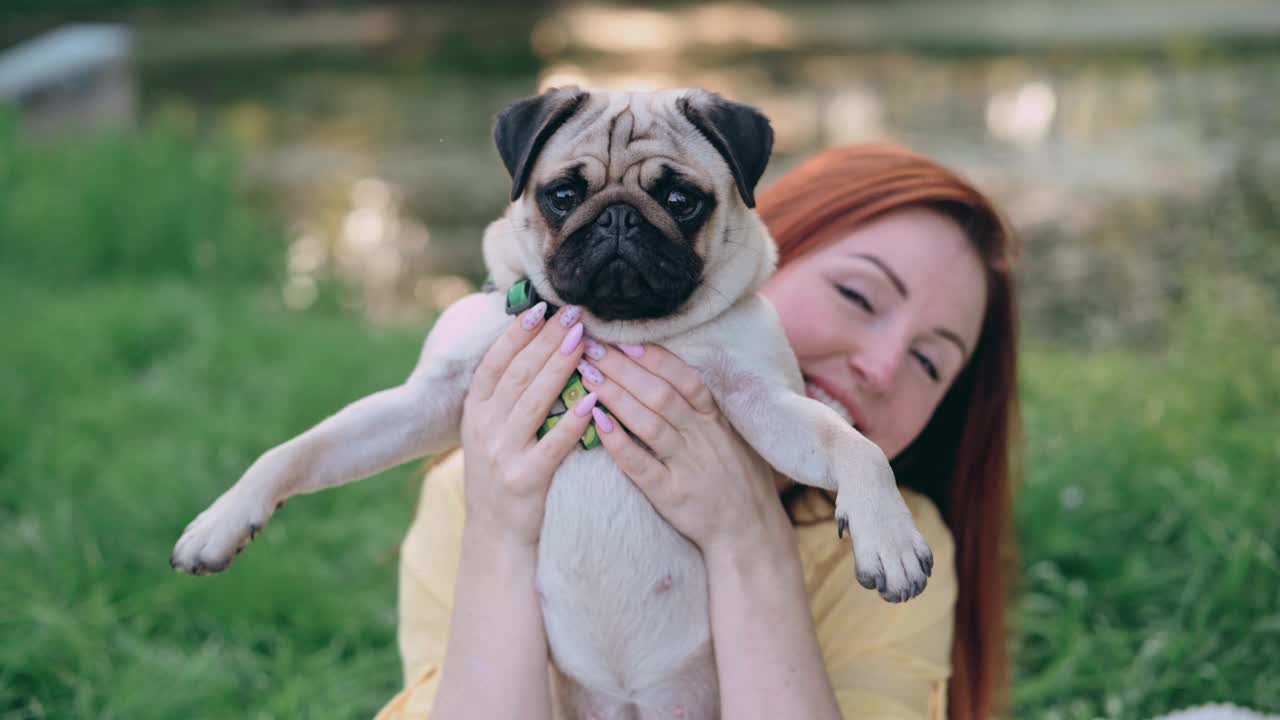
[376,451,956,720]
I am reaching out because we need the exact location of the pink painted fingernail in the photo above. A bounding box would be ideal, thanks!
[559,305,582,327]
[584,338,607,360]
[591,407,614,433]
[617,343,645,358]
[577,361,604,385]
[573,391,599,417]
[520,301,547,330]
[559,322,584,355]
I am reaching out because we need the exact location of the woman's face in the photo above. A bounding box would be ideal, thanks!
[760,206,988,461]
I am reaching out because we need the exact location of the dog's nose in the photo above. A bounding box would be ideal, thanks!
[595,204,642,233]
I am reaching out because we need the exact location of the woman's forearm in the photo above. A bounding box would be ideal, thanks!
[703,515,843,720]
[432,529,552,720]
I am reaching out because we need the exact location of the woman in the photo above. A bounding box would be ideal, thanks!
[377,143,1019,720]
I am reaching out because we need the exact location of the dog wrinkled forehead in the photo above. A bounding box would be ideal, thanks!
[493,87,773,207]
[535,91,718,192]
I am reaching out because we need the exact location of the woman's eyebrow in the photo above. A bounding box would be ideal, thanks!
[935,327,969,359]
[847,253,970,358]
[852,253,908,299]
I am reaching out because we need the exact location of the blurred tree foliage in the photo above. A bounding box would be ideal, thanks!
[1017,159,1280,350]
[0,109,281,286]
[0,0,551,21]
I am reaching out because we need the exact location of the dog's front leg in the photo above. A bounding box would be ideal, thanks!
[696,354,933,602]
[171,292,509,575]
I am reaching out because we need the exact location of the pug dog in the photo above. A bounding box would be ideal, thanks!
[171,87,934,719]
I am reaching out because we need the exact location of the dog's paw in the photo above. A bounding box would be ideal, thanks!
[835,498,933,603]
[170,488,281,575]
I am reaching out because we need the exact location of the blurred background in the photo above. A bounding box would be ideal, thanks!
[1,1,1277,718]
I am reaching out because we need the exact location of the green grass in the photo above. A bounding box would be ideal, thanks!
[1,122,1277,719]
[1013,298,1280,718]
[0,276,429,719]
[0,120,430,718]
[0,113,276,287]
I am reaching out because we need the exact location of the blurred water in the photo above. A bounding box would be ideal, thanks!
[138,4,1280,346]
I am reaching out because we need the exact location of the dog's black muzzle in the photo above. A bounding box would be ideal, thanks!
[548,202,702,321]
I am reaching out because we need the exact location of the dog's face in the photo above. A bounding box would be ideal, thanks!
[483,87,778,338]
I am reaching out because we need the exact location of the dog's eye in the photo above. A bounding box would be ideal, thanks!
[664,187,704,222]
[545,185,580,216]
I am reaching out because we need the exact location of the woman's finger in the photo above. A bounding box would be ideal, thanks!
[580,358,685,461]
[585,340,701,428]
[592,406,669,493]
[508,327,588,442]
[491,306,583,409]
[620,343,719,415]
[526,392,600,478]
[470,301,548,403]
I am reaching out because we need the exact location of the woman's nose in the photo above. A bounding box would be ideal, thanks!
[850,346,906,393]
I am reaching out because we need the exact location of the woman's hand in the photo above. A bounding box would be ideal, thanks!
[578,340,789,558]
[459,302,599,547]
[437,302,595,720]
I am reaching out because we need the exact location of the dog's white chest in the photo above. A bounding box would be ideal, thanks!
[537,449,715,718]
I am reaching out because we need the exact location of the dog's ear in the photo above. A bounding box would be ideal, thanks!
[494,86,587,202]
[678,91,774,208]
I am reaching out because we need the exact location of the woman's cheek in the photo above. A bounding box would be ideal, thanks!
[791,314,853,361]
[773,284,844,356]
[781,319,824,362]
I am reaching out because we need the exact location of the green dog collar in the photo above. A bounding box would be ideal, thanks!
[495,277,608,449]
[502,276,554,316]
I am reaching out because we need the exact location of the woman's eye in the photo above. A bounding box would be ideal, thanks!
[664,187,703,221]
[911,349,940,382]
[546,185,580,215]
[836,285,874,313]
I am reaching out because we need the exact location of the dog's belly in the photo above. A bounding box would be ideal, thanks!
[538,449,714,716]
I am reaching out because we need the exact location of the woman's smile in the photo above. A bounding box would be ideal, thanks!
[803,374,869,434]
[762,206,987,460]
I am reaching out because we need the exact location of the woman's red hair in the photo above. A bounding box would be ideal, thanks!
[758,144,1020,720]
